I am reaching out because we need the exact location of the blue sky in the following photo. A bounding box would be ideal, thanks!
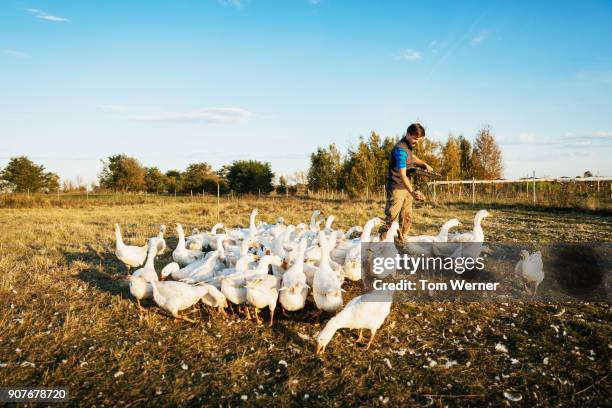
[1,0,611,184]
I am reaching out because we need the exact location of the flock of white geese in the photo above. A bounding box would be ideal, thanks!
[114,209,544,354]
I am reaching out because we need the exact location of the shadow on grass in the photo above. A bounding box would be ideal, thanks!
[63,244,131,299]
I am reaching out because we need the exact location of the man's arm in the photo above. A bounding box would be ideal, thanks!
[399,168,425,201]
[411,153,434,172]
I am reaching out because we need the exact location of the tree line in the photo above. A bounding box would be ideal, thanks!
[98,155,275,195]
[306,126,504,195]
[1,126,502,195]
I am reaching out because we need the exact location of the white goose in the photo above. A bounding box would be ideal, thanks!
[279,238,309,312]
[404,218,461,256]
[219,255,282,312]
[449,210,491,243]
[313,232,344,313]
[149,225,167,255]
[331,217,382,265]
[150,280,209,323]
[315,291,393,354]
[198,283,228,315]
[133,245,159,283]
[339,218,383,281]
[186,223,223,251]
[173,223,204,266]
[245,274,280,326]
[515,250,544,296]
[114,224,148,272]
[447,210,491,259]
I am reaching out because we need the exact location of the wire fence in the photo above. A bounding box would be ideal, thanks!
[2,176,611,211]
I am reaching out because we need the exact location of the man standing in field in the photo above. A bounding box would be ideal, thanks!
[384,123,433,241]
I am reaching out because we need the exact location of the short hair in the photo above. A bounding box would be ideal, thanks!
[407,123,425,138]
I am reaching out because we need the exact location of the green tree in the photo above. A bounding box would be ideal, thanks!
[470,126,503,180]
[458,135,472,179]
[164,170,183,193]
[144,167,167,193]
[276,175,288,194]
[99,155,146,191]
[44,172,61,192]
[342,138,376,195]
[182,162,220,194]
[226,160,274,194]
[440,135,461,180]
[307,144,343,191]
[0,156,59,193]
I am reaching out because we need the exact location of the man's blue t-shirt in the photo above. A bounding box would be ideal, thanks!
[391,145,409,169]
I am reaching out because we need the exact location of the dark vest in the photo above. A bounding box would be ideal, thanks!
[387,138,414,190]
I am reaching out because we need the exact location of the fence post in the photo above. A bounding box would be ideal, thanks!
[258,188,261,200]
[190,189,193,200]
[471,178,475,204]
[532,170,536,204]
[433,180,436,202]
[217,183,220,221]
[366,186,369,201]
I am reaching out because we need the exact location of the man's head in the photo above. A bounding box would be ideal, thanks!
[405,123,425,145]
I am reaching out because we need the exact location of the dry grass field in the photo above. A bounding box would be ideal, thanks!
[0,197,610,406]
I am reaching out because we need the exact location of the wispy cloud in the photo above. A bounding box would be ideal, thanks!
[395,49,422,61]
[470,29,489,45]
[25,8,70,22]
[217,0,249,8]
[309,0,322,4]
[501,131,612,149]
[518,132,536,142]
[2,49,30,58]
[99,105,258,124]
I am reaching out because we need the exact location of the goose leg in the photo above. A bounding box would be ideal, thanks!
[175,312,197,324]
[365,330,377,350]
[254,308,262,325]
[269,308,275,327]
[244,306,252,320]
[136,299,143,320]
[355,329,364,343]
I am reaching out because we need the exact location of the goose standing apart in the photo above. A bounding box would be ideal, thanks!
[150,280,209,323]
[149,224,167,255]
[115,224,148,273]
[173,223,204,266]
[279,238,309,312]
[515,250,544,296]
[315,291,393,354]
[313,232,344,313]
[245,274,280,326]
